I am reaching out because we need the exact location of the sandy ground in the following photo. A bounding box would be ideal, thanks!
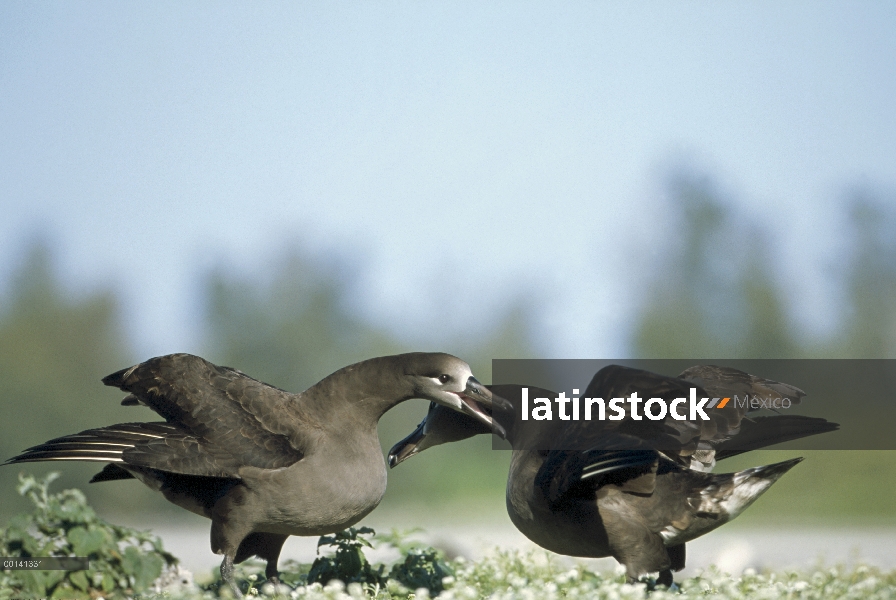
[133,510,896,580]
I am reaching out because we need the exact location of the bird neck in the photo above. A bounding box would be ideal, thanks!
[304,356,417,430]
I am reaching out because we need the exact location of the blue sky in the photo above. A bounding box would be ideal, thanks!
[1,2,894,358]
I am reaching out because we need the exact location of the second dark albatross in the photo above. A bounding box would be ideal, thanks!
[5,352,505,595]
[389,364,839,587]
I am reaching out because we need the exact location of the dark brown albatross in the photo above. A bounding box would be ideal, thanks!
[4,352,504,595]
[389,364,838,587]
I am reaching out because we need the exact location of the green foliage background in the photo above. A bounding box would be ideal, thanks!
[0,472,177,598]
[1,174,894,525]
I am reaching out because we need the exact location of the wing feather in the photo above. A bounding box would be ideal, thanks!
[101,354,308,474]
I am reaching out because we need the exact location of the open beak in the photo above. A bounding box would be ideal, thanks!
[455,377,510,439]
[388,419,425,468]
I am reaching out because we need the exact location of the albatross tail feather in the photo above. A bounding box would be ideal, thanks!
[720,456,803,518]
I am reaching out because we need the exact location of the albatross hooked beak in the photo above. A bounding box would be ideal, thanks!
[455,376,511,439]
[388,418,426,468]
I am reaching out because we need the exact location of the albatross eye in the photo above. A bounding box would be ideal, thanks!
[438,374,451,384]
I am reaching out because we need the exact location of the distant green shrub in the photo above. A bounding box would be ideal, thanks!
[0,472,178,599]
[375,529,454,595]
[307,527,386,588]
[305,526,452,596]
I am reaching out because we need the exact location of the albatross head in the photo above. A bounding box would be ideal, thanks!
[402,352,510,437]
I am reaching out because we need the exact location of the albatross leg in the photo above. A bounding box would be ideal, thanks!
[667,543,686,571]
[235,531,290,584]
[658,543,686,587]
[220,554,243,597]
[211,511,256,597]
[613,525,671,583]
[640,543,685,589]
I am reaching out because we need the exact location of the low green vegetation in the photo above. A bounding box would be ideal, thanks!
[197,551,896,600]
[1,473,894,599]
[0,472,178,599]
[200,527,453,597]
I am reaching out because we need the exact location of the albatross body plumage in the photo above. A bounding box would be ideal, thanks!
[389,365,838,587]
[5,352,502,595]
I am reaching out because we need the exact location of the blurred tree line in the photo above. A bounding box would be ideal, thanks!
[1,175,894,524]
[634,175,896,359]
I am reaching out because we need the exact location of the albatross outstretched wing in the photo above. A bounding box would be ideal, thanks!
[6,354,310,477]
